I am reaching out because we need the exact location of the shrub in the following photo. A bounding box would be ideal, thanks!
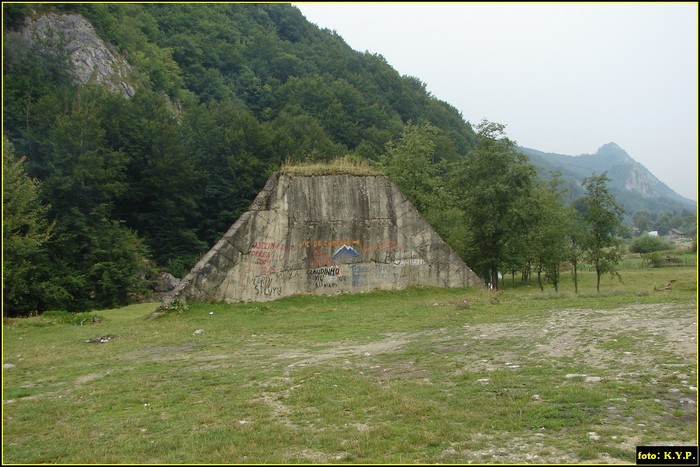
[630,235,672,254]
[40,310,104,325]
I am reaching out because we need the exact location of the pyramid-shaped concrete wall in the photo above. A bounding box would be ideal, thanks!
[162,173,482,307]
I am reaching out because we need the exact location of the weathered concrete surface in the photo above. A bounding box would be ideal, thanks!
[163,173,482,307]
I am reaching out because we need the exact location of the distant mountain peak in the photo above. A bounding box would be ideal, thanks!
[594,142,628,158]
[517,143,696,217]
[599,142,623,151]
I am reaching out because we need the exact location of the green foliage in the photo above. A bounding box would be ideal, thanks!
[43,90,128,213]
[381,122,446,212]
[648,209,696,238]
[454,120,538,288]
[40,310,104,326]
[42,214,153,311]
[379,122,468,248]
[528,174,575,292]
[3,2,482,315]
[3,3,33,30]
[578,173,625,292]
[2,138,56,316]
[6,4,654,314]
[85,219,154,308]
[632,210,651,233]
[2,25,76,153]
[3,83,158,311]
[644,252,665,268]
[629,235,673,254]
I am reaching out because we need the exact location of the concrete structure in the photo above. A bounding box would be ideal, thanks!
[162,173,482,308]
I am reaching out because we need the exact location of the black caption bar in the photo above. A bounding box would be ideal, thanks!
[637,446,698,465]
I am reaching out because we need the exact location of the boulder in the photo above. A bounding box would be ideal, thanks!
[153,272,181,293]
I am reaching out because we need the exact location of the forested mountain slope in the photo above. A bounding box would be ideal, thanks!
[3,3,694,315]
[3,3,478,312]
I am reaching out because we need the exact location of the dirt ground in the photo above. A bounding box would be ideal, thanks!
[3,300,696,463]
[268,301,698,463]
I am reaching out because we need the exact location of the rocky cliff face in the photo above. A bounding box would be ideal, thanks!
[163,173,482,307]
[20,13,134,98]
[623,163,659,198]
[519,143,695,215]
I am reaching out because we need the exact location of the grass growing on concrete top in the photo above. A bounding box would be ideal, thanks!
[280,156,384,177]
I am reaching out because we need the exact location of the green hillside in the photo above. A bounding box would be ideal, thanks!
[3,3,695,315]
[3,3,480,312]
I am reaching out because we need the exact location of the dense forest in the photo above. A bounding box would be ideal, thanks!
[2,3,694,316]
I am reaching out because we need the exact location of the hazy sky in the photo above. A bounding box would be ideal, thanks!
[294,3,698,201]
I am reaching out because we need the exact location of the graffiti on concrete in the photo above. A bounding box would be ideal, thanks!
[306,266,346,289]
[350,263,400,288]
[393,258,426,266]
[362,240,400,254]
[308,248,334,268]
[251,240,292,274]
[252,274,282,297]
[162,174,482,308]
[331,245,360,262]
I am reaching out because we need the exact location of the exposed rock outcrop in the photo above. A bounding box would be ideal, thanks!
[20,13,134,98]
[163,173,482,308]
[152,272,181,293]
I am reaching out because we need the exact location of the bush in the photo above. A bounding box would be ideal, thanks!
[40,310,104,325]
[630,235,672,254]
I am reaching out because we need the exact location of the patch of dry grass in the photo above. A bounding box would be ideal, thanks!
[279,156,383,177]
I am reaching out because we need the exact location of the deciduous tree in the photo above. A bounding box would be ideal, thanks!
[455,120,537,289]
[578,172,625,292]
[529,174,573,292]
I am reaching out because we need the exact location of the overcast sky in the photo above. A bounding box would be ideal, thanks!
[294,3,698,201]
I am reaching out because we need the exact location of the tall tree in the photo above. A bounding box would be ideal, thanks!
[567,207,587,294]
[529,174,573,292]
[653,211,673,236]
[578,172,625,292]
[382,122,442,213]
[38,88,153,310]
[455,120,537,289]
[2,138,56,316]
[632,210,651,234]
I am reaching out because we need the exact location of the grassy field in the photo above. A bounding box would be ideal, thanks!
[3,267,697,463]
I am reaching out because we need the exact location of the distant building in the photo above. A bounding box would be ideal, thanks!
[666,229,685,240]
[647,231,659,237]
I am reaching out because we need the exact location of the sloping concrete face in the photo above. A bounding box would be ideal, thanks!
[163,173,482,307]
